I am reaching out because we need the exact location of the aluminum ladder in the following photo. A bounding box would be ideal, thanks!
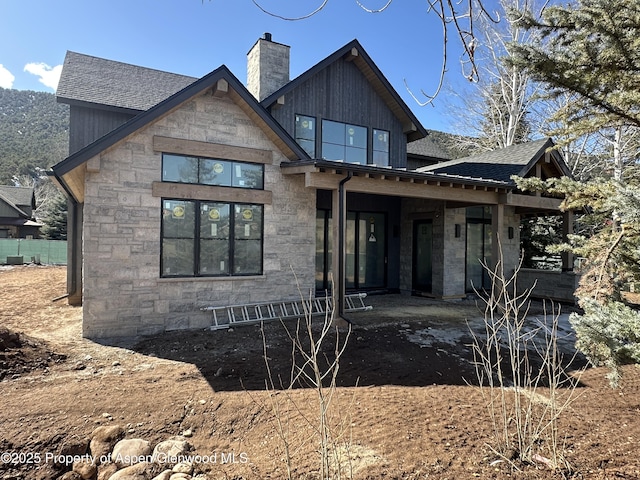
[201,293,372,330]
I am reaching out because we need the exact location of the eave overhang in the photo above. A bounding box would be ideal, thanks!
[281,160,564,212]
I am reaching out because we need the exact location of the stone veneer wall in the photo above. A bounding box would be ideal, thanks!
[81,91,316,338]
[399,200,522,298]
[399,199,467,297]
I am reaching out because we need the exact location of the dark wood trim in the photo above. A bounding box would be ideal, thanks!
[153,136,273,164]
[152,181,273,205]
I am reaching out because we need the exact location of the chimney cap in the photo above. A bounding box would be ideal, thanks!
[264,32,272,42]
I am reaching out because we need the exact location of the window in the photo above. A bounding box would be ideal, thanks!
[162,154,264,189]
[321,120,367,164]
[162,199,263,277]
[295,114,316,157]
[373,129,390,166]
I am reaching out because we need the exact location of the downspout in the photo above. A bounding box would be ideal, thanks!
[338,171,352,321]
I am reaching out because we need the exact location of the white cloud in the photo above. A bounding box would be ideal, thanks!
[24,62,63,91]
[0,64,15,89]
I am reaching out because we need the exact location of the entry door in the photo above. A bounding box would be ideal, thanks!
[346,212,386,289]
[412,220,433,293]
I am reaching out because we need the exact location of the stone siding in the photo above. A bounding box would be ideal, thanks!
[82,90,315,338]
[517,269,579,303]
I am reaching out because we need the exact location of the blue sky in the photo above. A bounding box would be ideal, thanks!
[0,0,490,133]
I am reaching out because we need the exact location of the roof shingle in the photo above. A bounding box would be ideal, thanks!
[56,51,197,112]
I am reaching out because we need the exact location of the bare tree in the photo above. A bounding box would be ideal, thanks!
[447,0,544,153]
[247,0,498,103]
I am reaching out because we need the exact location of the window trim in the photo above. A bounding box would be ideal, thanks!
[160,198,264,279]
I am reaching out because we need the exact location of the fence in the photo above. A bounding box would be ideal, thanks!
[0,239,67,265]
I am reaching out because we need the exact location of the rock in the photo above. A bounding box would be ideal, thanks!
[108,461,163,480]
[72,458,98,480]
[90,425,124,461]
[181,429,192,438]
[112,438,152,467]
[97,462,118,480]
[151,471,173,480]
[172,461,193,474]
[56,435,90,466]
[57,472,83,480]
[169,474,190,480]
[152,437,192,466]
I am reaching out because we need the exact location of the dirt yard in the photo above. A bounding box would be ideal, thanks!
[0,265,639,480]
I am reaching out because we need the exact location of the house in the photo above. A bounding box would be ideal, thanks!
[0,185,41,239]
[51,34,574,339]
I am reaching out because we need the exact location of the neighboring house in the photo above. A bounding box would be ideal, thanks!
[51,34,574,339]
[0,186,41,239]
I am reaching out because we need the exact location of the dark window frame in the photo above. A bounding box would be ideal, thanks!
[161,198,264,278]
[295,114,317,158]
[161,153,265,190]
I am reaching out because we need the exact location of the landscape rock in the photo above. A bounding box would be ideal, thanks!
[152,437,192,466]
[97,462,118,480]
[72,458,97,480]
[90,425,124,461]
[107,461,163,480]
[112,438,152,467]
[150,471,173,480]
[171,461,193,474]
[169,474,190,480]
[57,471,83,480]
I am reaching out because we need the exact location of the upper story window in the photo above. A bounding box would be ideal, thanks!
[373,129,390,166]
[322,120,367,164]
[295,115,316,158]
[162,154,264,189]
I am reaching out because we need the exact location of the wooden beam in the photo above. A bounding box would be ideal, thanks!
[153,136,273,164]
[344,47,358,62]
[212,79,228,98]
[152,181,272,205]
[500,192,562,211]
[304,172,500,203]
[86,156,100,173]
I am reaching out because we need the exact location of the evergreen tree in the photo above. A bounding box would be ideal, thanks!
[40,194,67,241]
[511,0,640,385]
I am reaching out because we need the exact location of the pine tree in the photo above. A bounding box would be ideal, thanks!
[511,0,640,384]
[41,194,68,241]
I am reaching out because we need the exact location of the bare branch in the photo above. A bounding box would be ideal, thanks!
[251,0,329,21]
[355,0,393,13]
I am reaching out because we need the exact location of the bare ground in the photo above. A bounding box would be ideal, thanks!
[0,265,639,479]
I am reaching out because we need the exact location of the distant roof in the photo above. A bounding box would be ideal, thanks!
[407,135,451,160]
[0,186,34,217]
[417,138,566,184]
[56,51,197,112]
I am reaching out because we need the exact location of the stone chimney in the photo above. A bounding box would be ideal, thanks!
[247,33,290,101]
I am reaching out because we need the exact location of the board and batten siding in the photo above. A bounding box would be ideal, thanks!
[69,105,136,155]
[270,58,408,168]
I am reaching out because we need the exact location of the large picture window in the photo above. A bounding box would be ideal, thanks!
[162,199,263,277]
[162,154,264,189]
[321,120,367,164]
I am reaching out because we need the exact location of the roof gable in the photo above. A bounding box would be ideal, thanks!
[261,40,427,142]
[418,138,571,184]
[0,186,33,218]
[52,66,309,201]
[56,51,197,113]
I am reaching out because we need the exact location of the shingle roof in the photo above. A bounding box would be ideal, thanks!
[407,135,451,160]
[52,66,310,202]
[417,138,555,183]
[0,186,34,217]
[56,51,197,112]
